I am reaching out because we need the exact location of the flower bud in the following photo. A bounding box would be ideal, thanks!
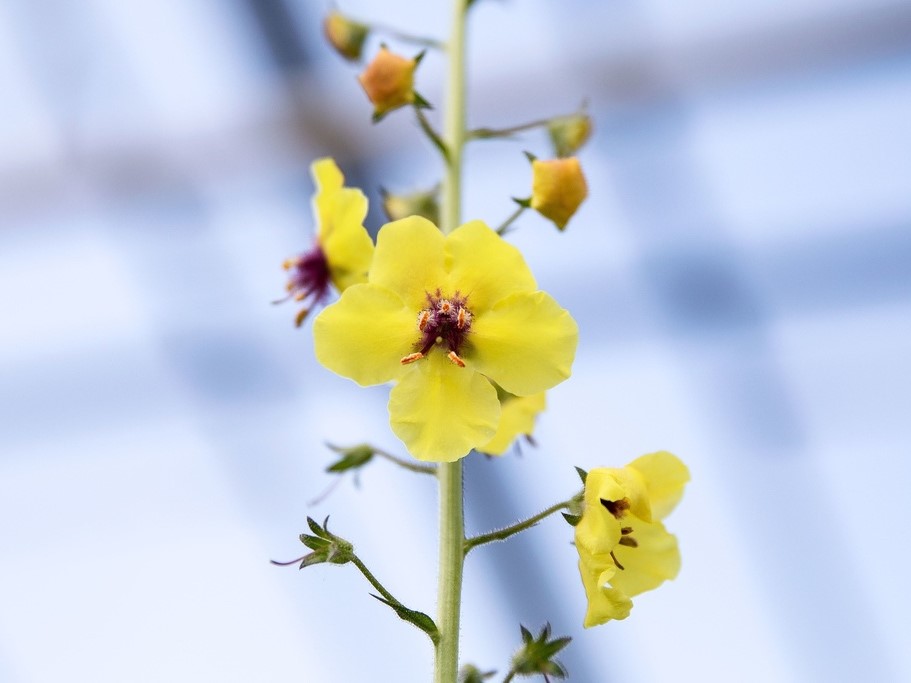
[381,185,441,225]
[548,112,593,157]
[323,10,369,61]
[530,157,588,230]
[358,46,424,121]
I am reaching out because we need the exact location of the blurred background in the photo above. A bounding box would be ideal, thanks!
[2,0,910,681]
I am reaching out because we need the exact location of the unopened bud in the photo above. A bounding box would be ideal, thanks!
[381,185,441,224]
[529,157,588,230]
[548,112,593,157]
[358,46,425,121]
[323,11,369,61]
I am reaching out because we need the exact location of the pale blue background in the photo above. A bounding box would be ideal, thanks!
[1,0,910,681]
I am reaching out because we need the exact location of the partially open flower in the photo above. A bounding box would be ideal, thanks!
[477,390,546,456]
[530,157,588,230]
[313,217,578,462]
[358,46,425,121]
[323,10,369,61]
[574,452,689,627]
[278,158,373,326]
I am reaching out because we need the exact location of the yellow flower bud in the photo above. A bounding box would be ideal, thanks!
[548,112,593,157]
[323,11,369,61]
[357,46,422,121]
[530,157,588,230]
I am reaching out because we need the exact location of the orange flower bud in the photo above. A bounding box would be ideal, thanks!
[530,157,588,230]
[357,46,422,121]
[323,11,369,61]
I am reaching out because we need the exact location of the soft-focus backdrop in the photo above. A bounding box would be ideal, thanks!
[2,0,910,681]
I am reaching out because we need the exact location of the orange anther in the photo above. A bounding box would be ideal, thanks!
[417,310,431,331]
[400,352,424,365]
[457,306,469,329]
[447,351,465,367]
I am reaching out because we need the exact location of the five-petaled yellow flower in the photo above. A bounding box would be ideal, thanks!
[278,158,374,326]
[575,451,689,627]
[313,217,578,462]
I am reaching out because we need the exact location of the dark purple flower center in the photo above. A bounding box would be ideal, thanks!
[400,289,473,367]
[278,244,332,326]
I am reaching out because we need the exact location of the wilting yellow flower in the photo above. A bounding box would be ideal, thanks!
[530,157,588,230]
[357,46,422,121]
[313,217,578,462]
[278,158,373,326]
[575,451,689,627]
[478,391,546,456]
[323,10,369,61]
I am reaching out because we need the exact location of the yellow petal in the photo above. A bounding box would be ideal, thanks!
[608,518,681,598]
[627,451,690,520]
[478,392,546,456]
[444,221,537,312]
[322,188,373,292]
[370,216,447,311]
[468,291,578,396]
[578,555,632,627]
[313,284,414,386]
[388,353,499,462]
[575,469,623,556]
[312,157,344,194]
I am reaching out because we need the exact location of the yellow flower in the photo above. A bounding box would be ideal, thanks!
[313,217,578,462]
[478,391,546,456]
[357,47,423,121]
[574,451,689,627]
[530,157,588,230]
[278,158,373,326]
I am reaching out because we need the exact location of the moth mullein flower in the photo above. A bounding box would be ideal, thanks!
[574,451,689,627]
[548,112,593,158]
[313,217,578,462]
[278,158,373,326]
[478,391,546,456]
[530,157,588,231]
[357,46,425,121]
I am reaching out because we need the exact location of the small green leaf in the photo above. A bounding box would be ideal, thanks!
[574,466,588,485]
[371,594,440,644]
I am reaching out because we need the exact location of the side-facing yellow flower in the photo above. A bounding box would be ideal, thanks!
[278,158,374,326]
[323,10,369,61]
[313,217,578,462]
[574,451,689,627]
[530,157,588,230]
[478,391,546,456]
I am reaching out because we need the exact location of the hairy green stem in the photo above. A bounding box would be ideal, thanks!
[464,501,571,554]
[435,1,469,681]
[350,555,400,606]
[373,447,438,476]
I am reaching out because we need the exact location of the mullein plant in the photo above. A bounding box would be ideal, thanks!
[273,4,689,682]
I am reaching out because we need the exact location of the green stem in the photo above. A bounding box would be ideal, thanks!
[467,117,552,140]
[434,4,469,680]
[464,501,570,554]
[495,204,527,235]
[373,447,438,476]
[350,555,400,606]
[372,23,446,50]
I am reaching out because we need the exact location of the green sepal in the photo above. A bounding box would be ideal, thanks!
[561,512,582,527]
[574,466,588,485]
[510,623,572,678]
[412,91,433,110]
[326,444,375,473]
[512,196,531,209]
[370,594,440,644]
[458,664,496,683]
[523,150,538,163]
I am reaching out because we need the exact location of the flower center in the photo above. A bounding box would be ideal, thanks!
[600,497,638,570]
[277,244,332,326]
[400,289,473,367]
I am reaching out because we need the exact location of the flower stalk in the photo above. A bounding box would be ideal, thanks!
[464,501,572,555]
[436,0,469,681]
